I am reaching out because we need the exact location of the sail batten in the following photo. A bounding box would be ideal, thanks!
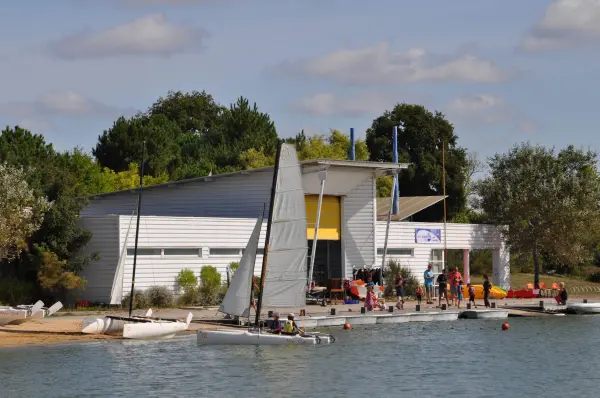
[219,213,264,317]
[261,144,308,308]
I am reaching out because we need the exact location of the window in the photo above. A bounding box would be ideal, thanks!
[377,248,413,256]
[242,248,265,255]
[164,248,199,256]
[209,248,242,256]
[430,249,444,273]
[127,248,161,256]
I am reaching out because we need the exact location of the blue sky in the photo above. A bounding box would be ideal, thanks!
[1,0,599,161]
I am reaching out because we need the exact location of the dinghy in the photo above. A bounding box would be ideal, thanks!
[80,142,193,339]
[567,302,600,314]
[197,142,334,346]
[0,301,63,326]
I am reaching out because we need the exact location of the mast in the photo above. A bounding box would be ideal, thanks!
[254,141,282,327]
[442,140,447,270]
[128,141,146,318]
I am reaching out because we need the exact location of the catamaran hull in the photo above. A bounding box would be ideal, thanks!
[0,301,62,326]
[81,316,130,335]
[567,303,600,314]
[123,321,188,339]
[196,329,334,345]
[0,309,30,326]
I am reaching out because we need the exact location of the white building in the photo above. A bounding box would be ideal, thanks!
[78,159,509,303]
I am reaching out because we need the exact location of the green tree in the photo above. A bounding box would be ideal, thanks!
[0,164,52,261]
[476,143,600,287]
[286,129,369,161]
[366,103,468,221]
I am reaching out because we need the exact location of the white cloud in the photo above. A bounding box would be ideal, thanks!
[48,13,208,60]
[0,90,129,132]
[272,42,508,85]
[446,93,537,132]
[521,0,600,51]
[293,92,394,117]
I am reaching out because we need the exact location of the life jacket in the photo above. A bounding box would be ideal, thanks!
[283,319,295,333]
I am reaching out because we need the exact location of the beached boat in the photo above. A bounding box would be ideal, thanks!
[567,302,600,314]
[0,300,63,326]
[197,143,334,346]
[81,142,193,339]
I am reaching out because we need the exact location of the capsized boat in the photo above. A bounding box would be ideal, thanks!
[0,300,63,326]
[80,142,193,339]
[197,143,334,346]
[567,302,600,314]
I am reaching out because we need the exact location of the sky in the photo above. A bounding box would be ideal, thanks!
[1,0,600,160]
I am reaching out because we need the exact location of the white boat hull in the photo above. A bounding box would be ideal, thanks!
[123,321,188,339]
[82,311,193,339]
[567,303,600,314]
[314,316,347,327]
[0,308,30,326]
[461,309,509,319]
[196,329,334,345]
[0,301,61,326]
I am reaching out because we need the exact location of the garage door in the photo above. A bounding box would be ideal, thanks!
[305,195,341,240]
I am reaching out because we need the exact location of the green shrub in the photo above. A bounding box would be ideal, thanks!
[121,289,149,309]
[176,268,198,290]
[587,271,600,283]
[178,288,200,306]
[145,285,174,307]
[228,261,239,276]
[199,266,222,305]
[0,277,36,305]
[383,260,420,298]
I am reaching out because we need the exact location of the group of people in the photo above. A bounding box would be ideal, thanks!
[390,265,496,310]
[268,312,304,335]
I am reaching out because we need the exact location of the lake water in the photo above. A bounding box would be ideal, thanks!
[2,316,600,398]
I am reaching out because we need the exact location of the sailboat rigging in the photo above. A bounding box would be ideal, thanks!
[81,141,193,339]
[197,141,334,345]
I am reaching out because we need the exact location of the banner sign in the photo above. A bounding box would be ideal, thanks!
[415,228,441,243]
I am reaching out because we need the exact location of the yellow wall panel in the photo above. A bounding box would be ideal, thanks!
[305,195,341,240]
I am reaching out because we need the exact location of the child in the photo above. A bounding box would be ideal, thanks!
[415,284,424,306]
[467,283,477,308]
[457,280,464,308]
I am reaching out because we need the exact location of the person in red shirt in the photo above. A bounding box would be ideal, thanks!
[449,267,462,306]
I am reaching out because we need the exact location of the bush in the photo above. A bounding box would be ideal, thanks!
[228,261,239,276]
[383,260,420,298]
[145,285,174,307]
[176,268,198,290]
[587,271,600,283]
[121,289,149,309]
[199,266,222,305]
[0,277,36,305]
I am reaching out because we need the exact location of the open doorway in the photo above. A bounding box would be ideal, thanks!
[307,240,342,286]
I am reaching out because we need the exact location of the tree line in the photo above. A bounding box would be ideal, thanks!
[1,90,599,304]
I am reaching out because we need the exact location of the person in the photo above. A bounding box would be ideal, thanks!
[437,269,449,307]
[282,313,303,335]
[269,312,282,334]
[415,284,424,306]
[483,274,493,308]
[364,284,377,311]
[456,279,464,308]
[449,267,463,306]
[423,265,434,304]
[555,282,568,305]
[467,283,477,308]
[395,271,405,310]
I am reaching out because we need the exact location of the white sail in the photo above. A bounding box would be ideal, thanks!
[109,211,135,305]
[219,213,264,317]
[262,144,308,308]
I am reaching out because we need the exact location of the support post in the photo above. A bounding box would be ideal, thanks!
[308,169,328,289]
[381,173,398,269]
[463,249,470,284]
[349,128,355,160]
[392,126,400,215]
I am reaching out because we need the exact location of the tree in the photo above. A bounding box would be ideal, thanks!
[366,103,468,221]
[0,164,51,261]
[287,129,369,161]
[476,143,600,287]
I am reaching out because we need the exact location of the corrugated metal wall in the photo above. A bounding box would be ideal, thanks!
[78,216,120,302]
[82,170,274,218]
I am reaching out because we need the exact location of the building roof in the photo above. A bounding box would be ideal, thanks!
[376,196,447,221]
[89,158,410,200]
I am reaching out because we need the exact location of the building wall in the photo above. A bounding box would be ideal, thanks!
[374,221,509,289]
[78,216,120,302]
[342,175,377,277]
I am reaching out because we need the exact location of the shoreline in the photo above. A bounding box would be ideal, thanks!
[0,297,592,349]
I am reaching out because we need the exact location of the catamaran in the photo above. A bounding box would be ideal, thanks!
[0,300,63,326]
[197,142,334,345]
[81,141,193,339]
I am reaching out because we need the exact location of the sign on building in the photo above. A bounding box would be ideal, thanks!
[415,228,441,243]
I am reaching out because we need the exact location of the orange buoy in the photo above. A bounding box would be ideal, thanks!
[343,323,351,330]
[502,322,509,331]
